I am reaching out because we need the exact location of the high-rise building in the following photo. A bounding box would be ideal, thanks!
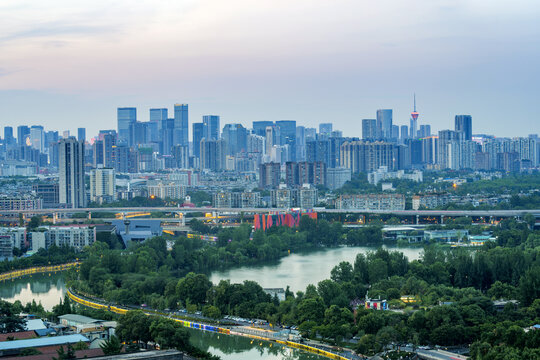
[3,127,14,146]
[400,125,409,142]
[362,119,377,141]
[203,115,220,140]
[192,123,204,158]
[117,107,136,144]
[376,109,393,139]
[455,115,472,141]
[222,123,247,156]
[438,130,461,169]
[17,125,30,146]
[276,120,296,161]
[391,125,399,140]
[306,140,330,166]
[265,126,280,156]
[89,168,115,203]
[150,108,168,145]
[161,118,175,155]
[296,126,306,162]
[340,141,396,173]
[171,145,189,169]
[29,126,45,153]
[319,123,333,137]
[93,140,104,167]
[285,161,327,187]
[129,121,147,147]
[326,167,352,190]
[305,128,317,142]
[419,124,431,138]
[77,128,86,143]
[102,131,117,168]
[253,121,274,137]
[259,162,281,188]
[173,104,189,146]
[59,137,86,208]
[200,138,226,171]
[150,108,168,124]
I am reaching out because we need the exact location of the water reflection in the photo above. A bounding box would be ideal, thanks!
[188,328,326,360]
[0,272,66,311]
[211,245,423,292]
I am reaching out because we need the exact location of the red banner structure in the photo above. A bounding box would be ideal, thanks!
[253,211,317,231]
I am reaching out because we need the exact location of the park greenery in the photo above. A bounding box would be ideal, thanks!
[0,245,82,273]
[62,215,540,358]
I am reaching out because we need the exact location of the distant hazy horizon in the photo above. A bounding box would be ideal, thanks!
[1,1,539,138]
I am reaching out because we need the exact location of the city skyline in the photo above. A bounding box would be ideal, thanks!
[0,1,539,137]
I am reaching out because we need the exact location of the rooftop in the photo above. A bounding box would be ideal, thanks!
[59,314,102,324]
[0,334,89,351]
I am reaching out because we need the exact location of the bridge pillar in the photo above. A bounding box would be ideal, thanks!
[88,212,92,220]
[416,215,419,225]
[440,215,444,225]
[53,212,58,225]
[176,212,185,226]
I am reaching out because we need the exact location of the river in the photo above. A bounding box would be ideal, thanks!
[210,245,423,292]
[0,246,423,360]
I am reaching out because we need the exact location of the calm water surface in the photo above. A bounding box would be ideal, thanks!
[0,272,66,310]
[210,245,423,292]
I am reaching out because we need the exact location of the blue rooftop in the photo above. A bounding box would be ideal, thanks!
[0,334,89,351]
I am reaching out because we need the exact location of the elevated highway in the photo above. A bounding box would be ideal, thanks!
[1,207,539,217]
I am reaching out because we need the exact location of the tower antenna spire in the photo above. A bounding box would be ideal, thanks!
[414,93,416,112]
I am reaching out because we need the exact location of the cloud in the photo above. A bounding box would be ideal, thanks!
[0,23,116,44]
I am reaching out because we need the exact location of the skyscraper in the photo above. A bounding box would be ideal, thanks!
[362,119,377,141]
[117,107,136,144]
[253,121,274,137]
[3,127,14,146]
[455,115,472,141]
[222,123,247,156]
[30,125,45,153]
[296,126,306,162]
[174,104,189,146]
[376,109,393,139]
[192,123,204,159]
[77,128,86,143]
[150,108,168,124]
[89,168,115,203]
[59,137,86,208]
[276,120,297,161]
[17,125,30,146]
[319,123,333,137]
[203,115,220,140]
[401,125,409,141]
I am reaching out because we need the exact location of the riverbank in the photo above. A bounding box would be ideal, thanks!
[67,288,356,360]
[0,261,79,282]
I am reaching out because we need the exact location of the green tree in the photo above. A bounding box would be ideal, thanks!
[176,273,212,306]
[100,335,123,355]
[116,310,153,348]
[0,300,24,333]
[519,266,540,306]
[202,305,221,319]
[53,344,76,360]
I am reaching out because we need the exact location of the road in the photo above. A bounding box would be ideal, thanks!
[2,206,539,217]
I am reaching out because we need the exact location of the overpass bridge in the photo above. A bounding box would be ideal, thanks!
[1,207,539,217]
[1,207,539,226]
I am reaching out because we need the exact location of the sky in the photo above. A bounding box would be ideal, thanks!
[0,0,539,139]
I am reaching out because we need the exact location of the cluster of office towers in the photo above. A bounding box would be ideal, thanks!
[2,101,539,208]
